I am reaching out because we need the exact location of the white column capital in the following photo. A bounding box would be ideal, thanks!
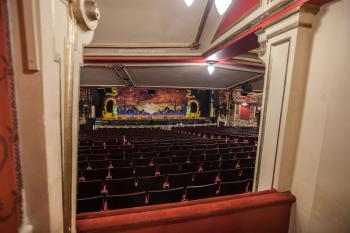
[255,4,320,63]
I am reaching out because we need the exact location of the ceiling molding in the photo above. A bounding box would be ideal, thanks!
[84,62,264,74]
[84,53,203,57]
[227,73,264,90]
[80,84,126,87]
[134,85,226,90]
[192,0,213,48]
[85,43,193,49]
[215,64,264,74]
[81,64,264,89]
[85,0,213,51]
[84,0,331,63]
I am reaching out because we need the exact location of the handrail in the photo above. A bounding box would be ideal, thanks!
[77,190,295,233]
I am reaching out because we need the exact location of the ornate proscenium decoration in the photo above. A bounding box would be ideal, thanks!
[258,41,266,57]
[186,90,200,118]
[71,0,100,31]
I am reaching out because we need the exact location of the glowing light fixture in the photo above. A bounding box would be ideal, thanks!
[208,63,215,75]
[215,0,232,15]
[241,102,248,107]
[207,53,218,61]
[184,0,194,7]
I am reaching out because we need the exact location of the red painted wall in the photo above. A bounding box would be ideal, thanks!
[213,0,261,41]
[0,0,21,232]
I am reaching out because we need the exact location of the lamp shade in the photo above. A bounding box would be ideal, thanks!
[215,0,232,15]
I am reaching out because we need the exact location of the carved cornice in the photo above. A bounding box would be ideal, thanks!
[71,0,100,32]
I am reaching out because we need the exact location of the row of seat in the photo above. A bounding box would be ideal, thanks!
[79,139,255,149]
[78,145,257,156]
[78,150,256,162]
[77,180,251,213]
[78,168,254,199]
[77,128,258,213]
[78,160,255,180]
[78,156,255,170]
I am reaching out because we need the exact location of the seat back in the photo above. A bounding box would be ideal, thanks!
[77,180,103,198]
[168,172,194,188]
[220,180,249,195]
[109,167,134,179]
[137,175,165,191]
[107,192,146,210]
[106,178,136,195]
[77,196,104,213]
[186,183,219,200]
[148,187,185,205]
[134,165,156,177]
[219,169,242,182]
[82,168,108,181]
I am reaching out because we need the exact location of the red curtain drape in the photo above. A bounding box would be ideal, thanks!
[0,0,21,232]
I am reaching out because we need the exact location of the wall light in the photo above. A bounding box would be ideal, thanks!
[208,63,215,75]
[184,0,194,7]
[215,0,232,15]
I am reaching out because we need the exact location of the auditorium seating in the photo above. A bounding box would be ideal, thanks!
[174,126,259,144]
[77,127,258,213]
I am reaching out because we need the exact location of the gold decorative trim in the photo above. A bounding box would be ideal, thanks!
[300,3,320,15]
[62,31,75,233]
[258,42,266,57]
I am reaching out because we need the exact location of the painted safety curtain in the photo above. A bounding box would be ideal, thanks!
[0,0,21,232]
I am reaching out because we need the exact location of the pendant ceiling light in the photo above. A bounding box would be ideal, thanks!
[184,0,194,7]
[215,0,232,15]
[208,63,215,75]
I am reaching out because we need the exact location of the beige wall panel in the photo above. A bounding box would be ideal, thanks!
[258,39,291,190]
[289,1,350,232]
